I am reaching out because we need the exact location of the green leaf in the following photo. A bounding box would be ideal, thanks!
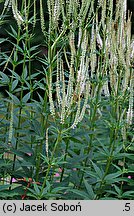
[10,42,24,54]
[8,69,20,80]
[105,190,118,196]
[27,189,39,199]
[0,72,10,84]
[69,189,90,200]
[0,38,8,43]
[69,137,83,144]
[31,120,42,136]
[104,171,123,182]
[0,185,11,191]
[91,161,103,179]
[41,180,51,195]
[6,91,20,105]
[124,154,134,160]
[0,159,12,168]
[21,66,28,80]
[104,177,131,184]
[19,144,34,155]
[51,187,68,193]
[29,45,40,52]
[8,26,18,38]
[83,178,95,199]
[29,72,41,79]
[11,80,18,91]
[122,191,134,198]
[33,182,41,195]
[0,192,19,198]
[100,197,117,200]
[113,184,122,195]
[11,149,35,165]
[22,92,31,103]
[40,154,49,164]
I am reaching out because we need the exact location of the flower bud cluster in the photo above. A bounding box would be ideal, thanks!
[11,0,24,26]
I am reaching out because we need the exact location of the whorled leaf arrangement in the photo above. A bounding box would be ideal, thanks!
[39,0,134,129]
[2,0,133,142]
[0,1,133,193]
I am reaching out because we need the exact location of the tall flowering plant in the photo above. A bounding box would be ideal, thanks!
[0,0,133,198]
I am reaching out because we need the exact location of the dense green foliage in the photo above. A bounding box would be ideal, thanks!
[0,0,133,200]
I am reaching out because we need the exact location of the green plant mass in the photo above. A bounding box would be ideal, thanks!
[0,0,133,200]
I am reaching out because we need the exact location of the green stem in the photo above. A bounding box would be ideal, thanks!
[95,132,116,199]
[35,105,47,182]
[60,139,70,182]
[96,111,118,199]
[78,81,102,188]
[40,131,61,196]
